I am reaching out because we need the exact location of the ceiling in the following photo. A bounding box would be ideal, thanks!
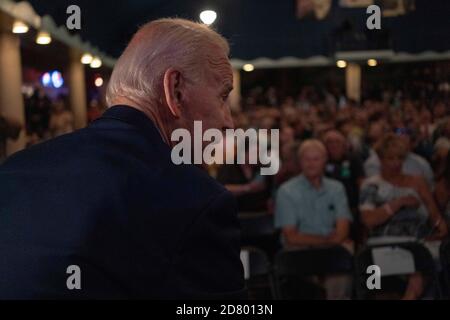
[23,0,450,61]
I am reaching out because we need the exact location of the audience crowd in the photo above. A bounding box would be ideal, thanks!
[22,89,106,148]
[216,78,450,299]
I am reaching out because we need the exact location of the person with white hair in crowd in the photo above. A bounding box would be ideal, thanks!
[275,139,353,247]
[0,19,245,299]
[275,139,353,299]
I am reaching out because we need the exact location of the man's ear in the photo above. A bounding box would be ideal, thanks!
[163,68,183,118]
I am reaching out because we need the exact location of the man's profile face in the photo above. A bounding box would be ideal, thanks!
[181,48,234,143]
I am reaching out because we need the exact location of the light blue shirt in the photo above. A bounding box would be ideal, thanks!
[275,175,353,236]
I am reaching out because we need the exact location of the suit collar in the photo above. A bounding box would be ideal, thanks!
[99,105,168,147]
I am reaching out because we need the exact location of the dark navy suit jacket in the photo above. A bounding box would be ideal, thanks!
[0,106,245,299]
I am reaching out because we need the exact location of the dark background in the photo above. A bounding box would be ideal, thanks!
[25,0,450,60]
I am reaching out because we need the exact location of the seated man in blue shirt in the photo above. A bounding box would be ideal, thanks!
[275,139,353,299]
[275,139,353,248]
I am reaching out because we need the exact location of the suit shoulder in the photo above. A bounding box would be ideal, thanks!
[164,163,229,200]
[1,129,88,169]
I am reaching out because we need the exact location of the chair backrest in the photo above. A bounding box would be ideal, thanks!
[355,242,440,300]
[241,246,276,300]
[241,246,272,278]
[275,246,354,277]
[239,212,281,261]
[272,246,354,299]
[239,212,275,237]
[440,239,450,298]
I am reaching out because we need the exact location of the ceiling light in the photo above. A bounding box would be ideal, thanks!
[36,31,52,45]
[200,10,217,25]
[243,64,255,72]
[368,59,378,67]
[81,53,93,64]
[90,57,102,69]
[12,21,29,34]
[336,60,347,68]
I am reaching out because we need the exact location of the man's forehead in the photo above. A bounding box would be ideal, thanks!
[215,67,233,89]
[207,55,233,88]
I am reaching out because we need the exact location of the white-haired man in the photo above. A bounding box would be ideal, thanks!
[0,19,245,299]
[275,139,354,299]
[275,139,353,247]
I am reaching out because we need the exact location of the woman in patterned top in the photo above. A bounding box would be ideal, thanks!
[359,134,448,299]
[435,151,450,227]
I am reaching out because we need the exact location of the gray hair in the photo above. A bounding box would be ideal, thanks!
[298,139,327,159]
[106,18,230,107]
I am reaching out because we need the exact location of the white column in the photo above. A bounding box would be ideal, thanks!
[0,15,26,156]
[68,48,87,129]
[346,63,361,102]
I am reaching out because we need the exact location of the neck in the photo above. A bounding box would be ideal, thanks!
[110,98,174,146]
[306,175,322,189]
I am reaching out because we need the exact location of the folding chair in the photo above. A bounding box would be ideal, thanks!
[241,246,275,300]
[239,212,281,261]
[355,242,442,300]
[272,246,354,300]
[440,239,450,298]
